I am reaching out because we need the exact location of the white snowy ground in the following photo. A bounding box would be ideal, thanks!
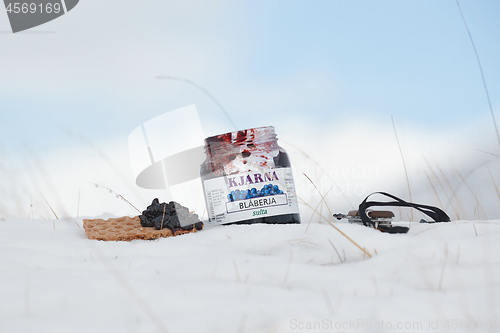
[1,217,499,333]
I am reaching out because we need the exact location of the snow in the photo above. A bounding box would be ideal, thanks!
[1,217,499,333]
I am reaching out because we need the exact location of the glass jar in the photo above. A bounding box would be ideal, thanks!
[200,126,301,225]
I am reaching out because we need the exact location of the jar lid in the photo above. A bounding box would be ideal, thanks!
[204,126,276,146]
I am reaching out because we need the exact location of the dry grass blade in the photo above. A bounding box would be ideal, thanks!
[392,116,413,221]
[160,204,166,229]
[30,195,33,219]
[456,0,500,149]
[474,197,478,220]
[233,259,241,282]
[477,149,500,158]
[91,183,141,214]
[437,166,468,220]
[305,185,334,233]
[302,173,371,258]
[284,248,293,282]
[327,239,344,263]
[319,200,323,224]
[303,173,333,217]
[325,219,372,258]
[423,156,460,220]
[456,170,489,220]
[77,188,81,218]
[40,193,59,220]
[424,170,444,208]
[487,166,500,204]
[438,243,448,291]
[24,146,69,218]
[201,207,207,222]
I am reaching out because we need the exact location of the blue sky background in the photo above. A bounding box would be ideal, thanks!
[0,0,499,218]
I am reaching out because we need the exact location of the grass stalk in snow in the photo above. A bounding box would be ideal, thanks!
[475,197,480,220]
[303,173,372,258]
[456,169,489,220]
[303,173,333,217]
[425,170,444,208]
[437,166,468,220]
[456,0,500,149]
[319,200,323,224]
[233,259,241,282]
[298,194,371,257]
[423,156,460,220]
[305,185,334,233]
[41,193,59,219]
[284,249,293,282]
[438,243,448,291]
[327,220,371,258]
[25,146,69,218]
[391,116,413,221]
[91,183,141,214]
[160,204,166,229]
[477,149,500,158]
[201,207,207,223]
[77,188,81,218]
[327,239,344,263]
[487,166,500,204]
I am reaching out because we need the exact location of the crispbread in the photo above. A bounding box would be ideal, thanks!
[83,216,199,241]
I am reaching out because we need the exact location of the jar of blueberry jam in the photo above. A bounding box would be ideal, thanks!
[200,126,301,225]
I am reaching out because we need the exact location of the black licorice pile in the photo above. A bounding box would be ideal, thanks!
[139,198,203,231]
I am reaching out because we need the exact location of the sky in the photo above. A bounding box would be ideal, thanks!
[0,0,499,219]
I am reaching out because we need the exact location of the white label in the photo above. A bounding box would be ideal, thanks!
[202,167,300,225]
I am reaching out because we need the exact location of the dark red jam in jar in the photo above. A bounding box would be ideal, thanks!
[200,126,301,225]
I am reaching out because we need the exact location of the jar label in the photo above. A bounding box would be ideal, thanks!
[202,167,300,225]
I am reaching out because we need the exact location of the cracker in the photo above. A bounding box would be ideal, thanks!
[83,216,200,241]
